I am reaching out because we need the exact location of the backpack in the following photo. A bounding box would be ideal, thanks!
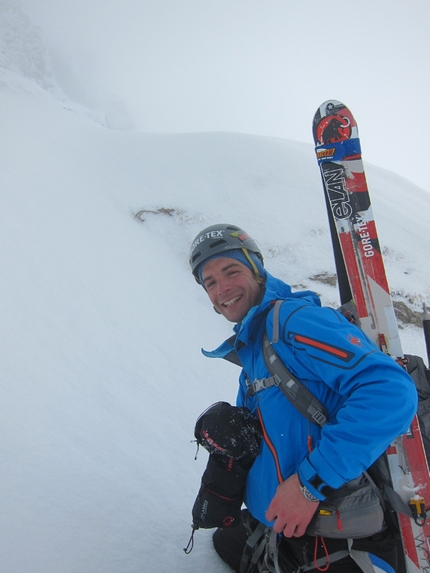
[406,353,430,462]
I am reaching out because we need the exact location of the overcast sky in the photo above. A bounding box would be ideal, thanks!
[21,0,430,193]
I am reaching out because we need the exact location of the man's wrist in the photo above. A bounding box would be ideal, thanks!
[298,477,320,502]
[298,456,339,500]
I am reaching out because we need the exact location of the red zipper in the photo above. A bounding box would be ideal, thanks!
[257,408,284,485]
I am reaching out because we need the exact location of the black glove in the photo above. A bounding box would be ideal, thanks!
[191,402,262,530]
[191,453,247,529]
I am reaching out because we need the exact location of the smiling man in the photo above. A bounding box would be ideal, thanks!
[189,223,417,573]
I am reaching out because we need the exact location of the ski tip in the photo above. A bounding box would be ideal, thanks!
[423,302,430,321]
[314,100,346,119]
[312,100,357,147]
[317,99,345,110]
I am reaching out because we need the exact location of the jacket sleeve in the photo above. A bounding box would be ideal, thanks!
[273,304,418,500]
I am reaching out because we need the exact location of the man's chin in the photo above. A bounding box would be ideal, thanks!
[219,305,247,323]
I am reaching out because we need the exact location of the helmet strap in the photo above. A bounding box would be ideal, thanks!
[242,248,263,284]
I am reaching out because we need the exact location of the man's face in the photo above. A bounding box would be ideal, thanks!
[201,256,262,323]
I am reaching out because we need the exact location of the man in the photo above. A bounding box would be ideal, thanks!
[189,223,417,572]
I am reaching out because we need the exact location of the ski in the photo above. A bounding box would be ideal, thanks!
[313,99,430,573]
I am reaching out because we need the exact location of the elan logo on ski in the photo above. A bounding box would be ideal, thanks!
[321,164,353,220]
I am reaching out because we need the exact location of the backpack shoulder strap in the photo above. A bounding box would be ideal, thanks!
[262,300,329,428]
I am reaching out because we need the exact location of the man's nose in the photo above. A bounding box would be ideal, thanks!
[216,276,231,295]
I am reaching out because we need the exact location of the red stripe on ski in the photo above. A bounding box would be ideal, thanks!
[343,170,368,193]
[338,232,367,317]
[343,154,362,162]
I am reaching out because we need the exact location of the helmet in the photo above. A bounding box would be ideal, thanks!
[189,223,263,283]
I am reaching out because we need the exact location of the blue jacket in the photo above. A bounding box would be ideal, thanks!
[203,271,417,527]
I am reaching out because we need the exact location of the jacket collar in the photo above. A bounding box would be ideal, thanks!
[202,272,321,361]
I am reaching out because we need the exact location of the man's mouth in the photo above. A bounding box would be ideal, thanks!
[222,295,242,307]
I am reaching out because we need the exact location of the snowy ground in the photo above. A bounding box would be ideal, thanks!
[1,12,430,573]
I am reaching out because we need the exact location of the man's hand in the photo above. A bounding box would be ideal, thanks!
[265,474,320,537]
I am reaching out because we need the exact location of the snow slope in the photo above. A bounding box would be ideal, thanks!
[1,27,430,573]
